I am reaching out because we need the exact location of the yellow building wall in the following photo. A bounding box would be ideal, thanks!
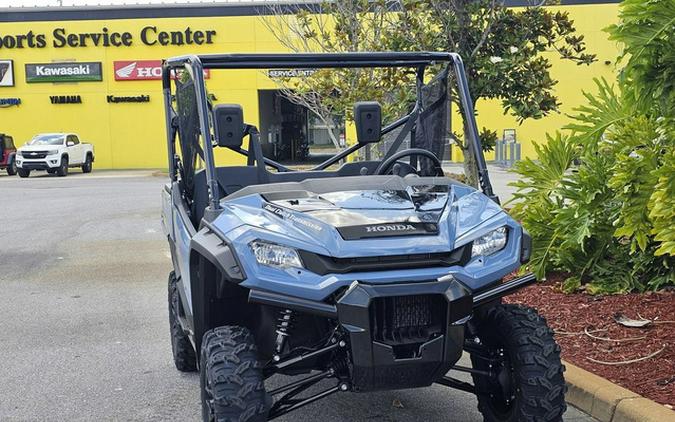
[0,4,619,169]
[453,3,620,161]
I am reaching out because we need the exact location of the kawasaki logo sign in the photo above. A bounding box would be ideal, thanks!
[25,62,102,83]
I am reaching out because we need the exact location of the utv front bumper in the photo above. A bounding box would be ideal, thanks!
[336,277,472,391]
[250,273,536,392]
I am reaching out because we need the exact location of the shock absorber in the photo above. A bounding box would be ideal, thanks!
[273,309,296,359]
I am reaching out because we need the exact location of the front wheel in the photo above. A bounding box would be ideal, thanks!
[57,157,68,177]
[470,304,566,422]
[200,326,268,422]
[7,159,17,175]
[17,168,30,178]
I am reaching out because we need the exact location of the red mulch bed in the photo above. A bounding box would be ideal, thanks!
[505,273,674,408]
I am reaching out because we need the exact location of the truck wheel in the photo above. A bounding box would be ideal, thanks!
[168,271,197,372]
[7,159,17,175]
[57,157,69,177]
[82,154,93,173]
[17,168,30,178]
[470,304,566,422]
[200,326,268,422]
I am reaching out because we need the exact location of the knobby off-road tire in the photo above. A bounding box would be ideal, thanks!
[168,271,197,372]
[200,326,268,422]
[57,156,68,177]
[471,304,566,422]
[17,168,30,178]
[82,154,93,173]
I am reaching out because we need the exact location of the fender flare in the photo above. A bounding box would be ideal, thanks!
[188,225,247,356]
[189,226,245,284]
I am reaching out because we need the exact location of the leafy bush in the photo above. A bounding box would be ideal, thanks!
[510,82,673,293]
[509,0,674,293]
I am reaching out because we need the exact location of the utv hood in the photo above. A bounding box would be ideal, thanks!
[262,188,447,240]
[218,176,505,258]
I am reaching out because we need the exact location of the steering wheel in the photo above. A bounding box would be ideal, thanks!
[375,148,444,177]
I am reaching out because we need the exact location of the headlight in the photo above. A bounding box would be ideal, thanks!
[471,227,507,257]
[16,150,23,157]
[250,240,303,269]
[49,150,60,156]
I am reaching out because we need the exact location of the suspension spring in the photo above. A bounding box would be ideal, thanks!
[274,309,296,357]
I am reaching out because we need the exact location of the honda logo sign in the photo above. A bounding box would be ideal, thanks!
[113,60,210,81]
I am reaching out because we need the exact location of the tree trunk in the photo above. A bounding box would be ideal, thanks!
[460,108,480,188]
[452,0,481,189]
[462,140,479,188]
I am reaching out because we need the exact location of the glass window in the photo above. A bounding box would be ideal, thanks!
[28,134,65,146]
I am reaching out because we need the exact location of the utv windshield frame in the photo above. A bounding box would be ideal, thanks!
[162,52,494,213]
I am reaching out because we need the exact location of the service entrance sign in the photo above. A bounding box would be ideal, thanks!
[25,62,102,83]
[0,60,14,87]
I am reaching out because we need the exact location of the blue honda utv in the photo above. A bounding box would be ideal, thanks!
[161,52,566,422]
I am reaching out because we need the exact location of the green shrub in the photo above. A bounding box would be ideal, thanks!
[510,79,673,293]
[509,0,674,294]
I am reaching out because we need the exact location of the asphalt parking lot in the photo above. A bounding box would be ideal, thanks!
[0,170,595,421]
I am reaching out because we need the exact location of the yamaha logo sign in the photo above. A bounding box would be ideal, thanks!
[50,95,82,104]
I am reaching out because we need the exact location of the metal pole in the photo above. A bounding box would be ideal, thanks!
[515,142,521,162]
[448,53,495,199]
[509,142,515,167]
[188,56,221,211]
[161,62,176,181]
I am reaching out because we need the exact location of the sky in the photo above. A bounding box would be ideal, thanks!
[0,0,282,8]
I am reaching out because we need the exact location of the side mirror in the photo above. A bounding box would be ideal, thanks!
[354,101,381,144]
[213,104,244,148]
[66,141,75,147]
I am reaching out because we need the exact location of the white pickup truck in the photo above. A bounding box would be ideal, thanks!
[16,133,94,178]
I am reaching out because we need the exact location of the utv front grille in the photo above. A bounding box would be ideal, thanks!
[369,294,447,358]
[299,244,471,276]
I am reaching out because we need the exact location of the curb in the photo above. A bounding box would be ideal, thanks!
[563,360,674,422]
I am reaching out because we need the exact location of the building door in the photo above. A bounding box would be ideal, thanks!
[258,90,342,164]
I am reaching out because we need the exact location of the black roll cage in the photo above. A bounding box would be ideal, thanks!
[162,52,495,213]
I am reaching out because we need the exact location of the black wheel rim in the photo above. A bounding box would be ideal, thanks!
[486,348,517,417]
